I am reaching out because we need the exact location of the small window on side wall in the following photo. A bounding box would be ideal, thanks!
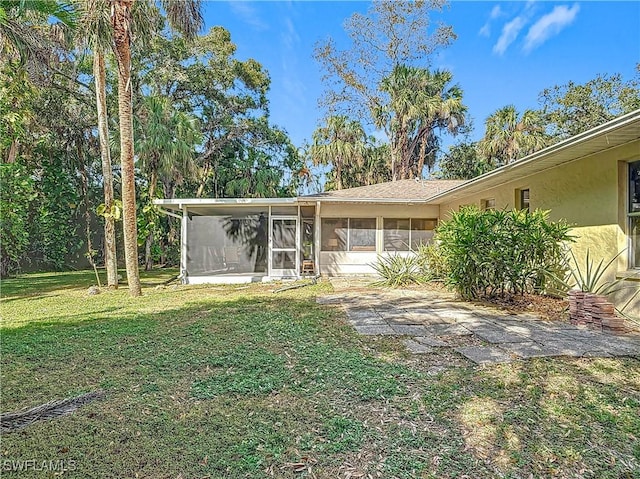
[517,188,530,212]
[481,198,496,211]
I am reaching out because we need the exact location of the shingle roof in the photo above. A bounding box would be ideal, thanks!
[302,179,467,201]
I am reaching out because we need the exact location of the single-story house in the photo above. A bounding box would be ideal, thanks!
[155,109,640,315]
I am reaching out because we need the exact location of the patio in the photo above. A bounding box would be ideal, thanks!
[318,279,640,364]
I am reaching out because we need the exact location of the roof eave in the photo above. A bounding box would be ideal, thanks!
[427,109,640,204]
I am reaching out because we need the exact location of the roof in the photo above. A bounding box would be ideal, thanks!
[301,179,467,202]
[427,108,640,205]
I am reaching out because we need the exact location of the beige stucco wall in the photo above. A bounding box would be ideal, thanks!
[439,140,640,318]
[318,203,438,276]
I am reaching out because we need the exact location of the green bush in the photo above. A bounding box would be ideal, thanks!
[436,206,572,300]
[371,254,425,287]
[415,243,448,280]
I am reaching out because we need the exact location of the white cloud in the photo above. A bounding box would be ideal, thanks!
[493,16,527,55]
[524,3,580,52]
[478,4,503,37]
[228,2,268,31]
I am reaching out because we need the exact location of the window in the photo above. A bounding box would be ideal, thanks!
[349,218,376,251]
[321,218,375,252]
[481,198,496,211]
[384,218,437,251]
[517,189,530,212]
[384,219,409,251]
[629,161,640,268]
[321,218,347,251]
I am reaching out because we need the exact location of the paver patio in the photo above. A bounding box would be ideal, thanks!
[318,278,640,364]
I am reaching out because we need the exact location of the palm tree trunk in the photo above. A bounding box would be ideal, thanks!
[93,51,118,289]
[112,0,141,296]
[145,168,158,271]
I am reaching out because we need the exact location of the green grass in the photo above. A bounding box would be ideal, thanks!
[1,270,639,478]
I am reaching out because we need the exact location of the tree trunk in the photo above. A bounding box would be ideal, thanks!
[145,168,157,271]
[94,51,118,289]
[6,139,18,164]
[112,0,142,296]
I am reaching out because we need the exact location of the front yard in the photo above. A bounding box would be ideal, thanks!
[1,271,639,478]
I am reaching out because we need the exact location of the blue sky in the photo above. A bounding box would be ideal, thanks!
[201,1,640,151]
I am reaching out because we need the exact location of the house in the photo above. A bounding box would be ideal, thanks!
[154,109,640,315]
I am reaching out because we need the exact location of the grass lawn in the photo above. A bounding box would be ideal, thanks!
[1,270,639,478]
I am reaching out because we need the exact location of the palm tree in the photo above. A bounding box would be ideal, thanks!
[75,0,119,288]
[137,95,200,270]
[375,65,466,180]
[1,1,75,164]
[110,0,202,296]
[0,1,75,65]
[479,105,549,165]
[310,115,367,190]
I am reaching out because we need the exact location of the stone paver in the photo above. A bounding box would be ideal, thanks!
[402,339,434,354]
[455,346,513,364]
[413,336,449,347]
[500,341,566,359]
[353,325,398,336]
[319,278,640,364]
[467,325,532,344]
[423,323,473,337]
[390,324,430,336]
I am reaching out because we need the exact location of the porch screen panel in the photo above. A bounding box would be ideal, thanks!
[186,213,268,275]
[349,218,376,251]
[384,219,410,251]
[321,218,347,251]
[410,219,437,250]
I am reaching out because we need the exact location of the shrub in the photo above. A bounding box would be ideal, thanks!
[436,206,573,300]
[371,254,425,287]
[415,243,448,280]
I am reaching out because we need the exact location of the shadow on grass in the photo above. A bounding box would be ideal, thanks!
[1,268,178,299]
[2,278,639,479]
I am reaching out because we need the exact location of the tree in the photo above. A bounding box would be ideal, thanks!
[438,142,494,180]
[110,0,202,296]
[0,0,75,65]
[479,105,548,165]
[309,116,367,190]
[314,0,455,122]
[539,67,640,139]
[75,0,120,288]
[374,65,466,179]
[136,95,201,270]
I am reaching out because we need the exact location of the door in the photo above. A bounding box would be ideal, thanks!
[270,216,298,277]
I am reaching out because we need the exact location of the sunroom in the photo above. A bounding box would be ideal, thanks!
[154,179,464,284]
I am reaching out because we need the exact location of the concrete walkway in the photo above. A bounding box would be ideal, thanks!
[318,278,640,365]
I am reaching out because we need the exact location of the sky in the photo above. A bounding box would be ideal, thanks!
[200,1,640,152]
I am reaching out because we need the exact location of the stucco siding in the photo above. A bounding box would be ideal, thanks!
[439,140,640,317]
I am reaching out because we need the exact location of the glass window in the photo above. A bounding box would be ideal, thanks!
[384,218,410,251]
[411,219,437,250]
[349,218,376,251]
[629,161,640,268]
[384,218,437,251]
[519,189,530,212]
[321,218,347,251]
[482,198,496,211]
